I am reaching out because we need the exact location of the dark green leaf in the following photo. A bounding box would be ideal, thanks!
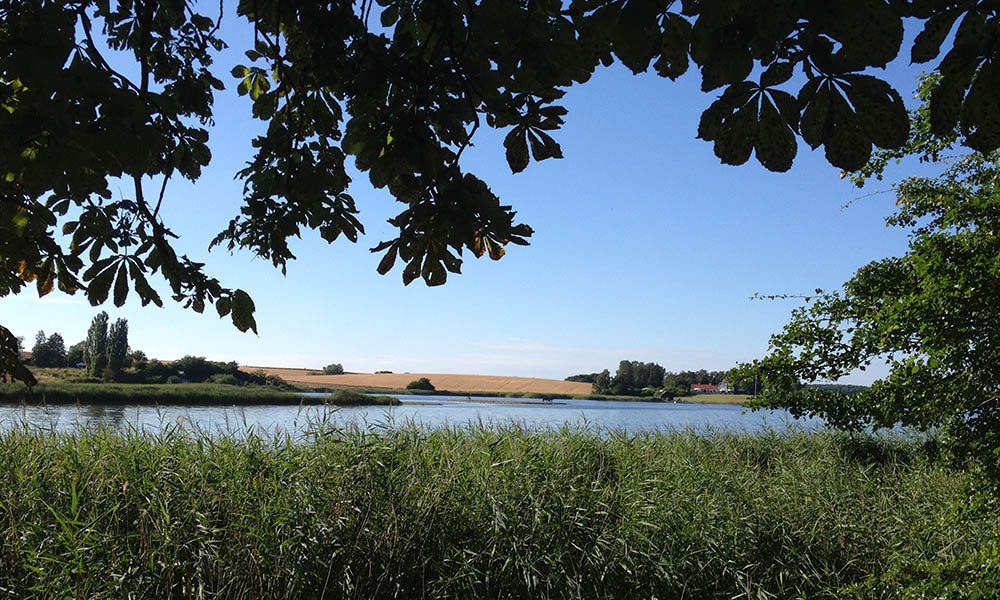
[713,100,758,166]
[377,244,398,275]
[216,296,231,318]
[824,94,870,172]
[911,10,960,63]
[402,258,420,286]
[930,64,976,137]
[761,62,794,88]
[961,59,1000,153]
[845,74,909,149]
[799,86,832,149]
[755,96,797,172]
[503,127,530,174]
[230,289,257,334]
[113,261,128,307]
[422,257,447,286]
[87,265,116,306]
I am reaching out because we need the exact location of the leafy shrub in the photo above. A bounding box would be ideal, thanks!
[206,373,239,386]
[243,370,295,390]
[844,542,1000,599]
[165,375,180,384]
[406,377,435,391]
[322,363,344,375]
[173,356,239,383]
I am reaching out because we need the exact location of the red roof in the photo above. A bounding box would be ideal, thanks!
[690,384,719,391]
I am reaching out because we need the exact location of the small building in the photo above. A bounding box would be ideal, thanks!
[718,380,732,393]
[690,384,720,394]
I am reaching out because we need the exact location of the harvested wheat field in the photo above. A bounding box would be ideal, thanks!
[241,366,593,396]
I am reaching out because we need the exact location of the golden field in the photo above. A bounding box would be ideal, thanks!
[240,366,594,396]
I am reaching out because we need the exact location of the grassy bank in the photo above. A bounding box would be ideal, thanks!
[0,383,398,406]
[0,426,995,599]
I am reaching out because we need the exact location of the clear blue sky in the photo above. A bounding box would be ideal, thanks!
[2,10,934,383]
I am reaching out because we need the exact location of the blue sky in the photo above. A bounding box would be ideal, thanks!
[2,11,934,383]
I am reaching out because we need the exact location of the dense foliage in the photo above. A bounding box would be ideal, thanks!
[5,0,1000,384]
[83,311,110,378]
[0,426,994,599]
[406,376,435,391]
[65,341,85,367]
[106,317,129,376]
[736,78,1000,485]
[593,360,666,395]
[663,369,731,394]
[29,330,66,367]
[322,362,344,375]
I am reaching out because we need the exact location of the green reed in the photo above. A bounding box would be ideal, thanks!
[0,425,995,599]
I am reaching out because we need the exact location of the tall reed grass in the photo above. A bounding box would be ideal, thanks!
[0,425,995,598]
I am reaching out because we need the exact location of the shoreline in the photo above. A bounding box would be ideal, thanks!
[0,383,400,407]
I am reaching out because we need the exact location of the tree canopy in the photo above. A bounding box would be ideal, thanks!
[4,0,1000,384]
[30,330,66,368]
[735,76,1000,484]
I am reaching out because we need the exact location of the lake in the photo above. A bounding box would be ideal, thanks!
[0,394,825,437]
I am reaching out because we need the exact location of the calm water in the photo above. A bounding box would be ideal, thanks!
[0,394,824,437]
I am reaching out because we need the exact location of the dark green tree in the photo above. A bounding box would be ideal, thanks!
[65,341,85,368]
[84,311,109,378]
[30,330,45,365]
[322,363,345,375]
[5,1,1000,385]
[592,369,612,395]
[171,355,238,382]
[735,77,1000,484]
[406,377,435,391]
[30,330,66,367]
[606,360,667,394]
[106,318,129,379]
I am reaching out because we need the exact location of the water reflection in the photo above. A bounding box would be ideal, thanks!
[0,395,825,438]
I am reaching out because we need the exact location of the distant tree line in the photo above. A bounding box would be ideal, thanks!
[22,312,290,388]
[568,363,742,396]
[584,360,667,396]
[662,370,731,395]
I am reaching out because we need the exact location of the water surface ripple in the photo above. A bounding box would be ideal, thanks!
[0,394,825,437]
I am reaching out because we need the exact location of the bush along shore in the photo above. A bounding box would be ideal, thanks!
[0,426,996,599]
[0,383,399,406]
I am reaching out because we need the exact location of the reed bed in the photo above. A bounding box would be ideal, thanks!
[0,383,398,406]
[0,425,995,599]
